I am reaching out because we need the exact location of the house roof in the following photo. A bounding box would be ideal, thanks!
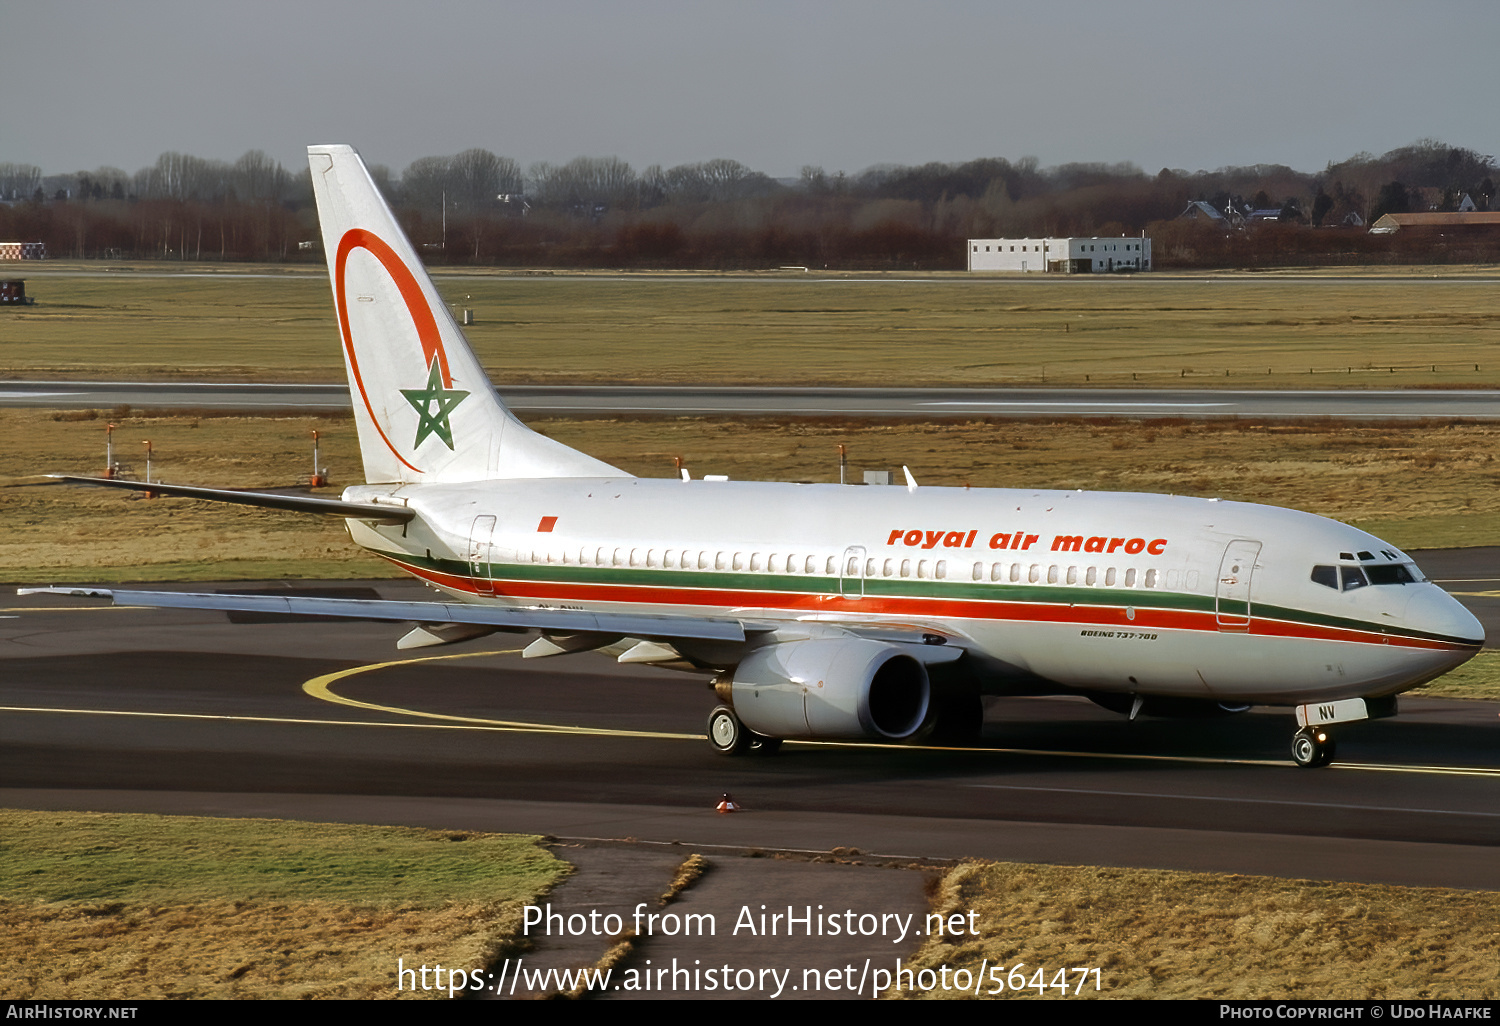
[1178,200,1226,222]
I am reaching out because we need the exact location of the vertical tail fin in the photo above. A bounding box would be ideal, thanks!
[307,144,621,483]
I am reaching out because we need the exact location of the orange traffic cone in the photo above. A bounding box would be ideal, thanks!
[716,793,741,814]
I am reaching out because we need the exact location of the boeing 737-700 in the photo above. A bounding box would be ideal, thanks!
[26,144,1485,768]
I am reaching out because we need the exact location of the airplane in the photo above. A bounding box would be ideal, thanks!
[24,144,1485,769]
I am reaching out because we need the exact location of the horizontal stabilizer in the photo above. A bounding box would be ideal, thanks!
[49,476,415,523]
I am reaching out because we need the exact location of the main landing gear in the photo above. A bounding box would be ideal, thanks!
[1291,726,1337,769]
[707,705,782,757]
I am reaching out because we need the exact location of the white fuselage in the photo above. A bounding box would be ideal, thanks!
[342,478,1483,706]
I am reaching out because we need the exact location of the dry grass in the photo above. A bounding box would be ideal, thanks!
[0,810,568,1000]
[2,898,515,1000]
[1411,650,1500,699]
[898,860,1500,1000]
[5,265,1499,388]
[7,409,1500,583]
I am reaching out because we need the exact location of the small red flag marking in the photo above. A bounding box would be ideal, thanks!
[537,516,558,533]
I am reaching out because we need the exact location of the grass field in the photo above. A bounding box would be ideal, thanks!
[5,810,1494,1001]
[4,263,1498,388]
[0,810,566,999]
[7,408,1500,584]
[902,860,1499,1000]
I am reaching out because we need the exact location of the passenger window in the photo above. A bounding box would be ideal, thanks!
[808,556,820,574]
[1066,566,1078,585]
[1341,566,1368,591]
[1010,564,1022,583]
[732,553,744,571]
[1125,568,1137,587]
[918,560,929,579]
[1028,565,1040,583]
[716,552,727,570]
[883,558,894,577]
[1310,565,1338,589]
[750,553,762,571]
[826,556,836,575]
[973,562,984,581]
[1086,566,1097,585]
[901,559,911,578]
[1105,568,1117,586]
[1186,570,1200,590]
[1145,569,1157,588]
[936,560,947,579]
[647,549,659,568]
[1047,566,1059,584]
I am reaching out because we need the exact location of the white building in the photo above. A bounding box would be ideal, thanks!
[967,237,1151,273]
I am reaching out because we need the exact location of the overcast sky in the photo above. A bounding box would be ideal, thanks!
[4,0,1495,179]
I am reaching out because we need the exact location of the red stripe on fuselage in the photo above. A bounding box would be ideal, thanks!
[374,554,1470,653]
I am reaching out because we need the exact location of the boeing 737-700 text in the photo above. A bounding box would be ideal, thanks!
[26,144,1485,768]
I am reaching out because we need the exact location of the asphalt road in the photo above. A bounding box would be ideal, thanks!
[5,380,1500,419]
[3,564,1497,891]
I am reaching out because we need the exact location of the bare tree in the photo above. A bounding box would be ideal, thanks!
[232,150,289,203]
[449,148,521,212]
[400,155,454,213]
[0,163,43,202]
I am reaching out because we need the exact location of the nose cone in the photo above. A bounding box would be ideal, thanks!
[1405,585,1484,648]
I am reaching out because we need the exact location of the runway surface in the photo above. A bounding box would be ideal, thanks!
[3,560,1497,891]
[5,380,1500,419]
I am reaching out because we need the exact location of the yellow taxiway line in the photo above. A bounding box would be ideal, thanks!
[4,647,1495,777]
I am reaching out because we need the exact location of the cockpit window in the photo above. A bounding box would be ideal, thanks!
[1310,565,1338,589]
[1340,566,1369,591]
[1366,563,1417,586]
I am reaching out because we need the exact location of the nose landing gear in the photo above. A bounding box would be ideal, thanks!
[1291,727,1336,769]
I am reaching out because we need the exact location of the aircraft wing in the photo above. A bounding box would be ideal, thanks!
[18,586,754,643]
[18,588,971,664]
[48,476,414,524]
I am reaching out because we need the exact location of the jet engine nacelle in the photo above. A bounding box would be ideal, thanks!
[730,638,931,740]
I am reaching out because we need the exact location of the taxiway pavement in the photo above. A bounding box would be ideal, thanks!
[3,566,1496,890]
[5,381,1500,419]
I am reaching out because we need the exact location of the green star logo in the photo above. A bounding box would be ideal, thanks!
[400,356,469,450]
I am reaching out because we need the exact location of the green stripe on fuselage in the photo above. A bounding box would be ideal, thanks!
[373,549,1472,647]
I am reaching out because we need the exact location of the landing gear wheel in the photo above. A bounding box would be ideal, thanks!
[1291,728,1336,769]
[708,705,752,756]
[750,735,783,756]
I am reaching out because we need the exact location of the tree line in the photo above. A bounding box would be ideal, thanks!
[1,140,1494,268]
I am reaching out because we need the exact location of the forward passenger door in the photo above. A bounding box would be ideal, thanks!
[1216,539,1261,631]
